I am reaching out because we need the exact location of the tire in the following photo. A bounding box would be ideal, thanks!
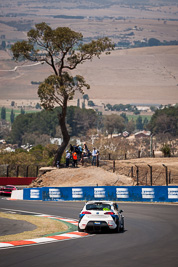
[78,225,84,232]
[113,220,120,233]
[119,218,124,232]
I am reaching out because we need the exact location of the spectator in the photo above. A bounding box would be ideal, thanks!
[78,145,83,158]
[56,160,60,168]
[70,144,74,153]
[66,150,71,167]
[92,147,98,166]
[83,142,89,157]
[72,151,78,167]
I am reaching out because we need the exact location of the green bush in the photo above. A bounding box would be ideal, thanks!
[161,144,171,157]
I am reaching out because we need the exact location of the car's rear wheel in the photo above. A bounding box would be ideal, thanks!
[78,225,84,232]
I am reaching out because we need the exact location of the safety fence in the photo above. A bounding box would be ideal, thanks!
[21,186,178,202]
[99,160,178,186]
[1,159,177,187]
[100,151,150,160]
[0,165,41,178]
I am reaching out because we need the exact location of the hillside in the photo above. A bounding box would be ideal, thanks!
[29,166,134,188]
[0,46,178,107]
[29,157,178,188]
[74,46,178,105]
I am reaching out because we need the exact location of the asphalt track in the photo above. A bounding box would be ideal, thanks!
[0,198,178,267]
[0,216,37,236]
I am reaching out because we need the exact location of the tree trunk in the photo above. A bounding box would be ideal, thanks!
[53,97,70,166]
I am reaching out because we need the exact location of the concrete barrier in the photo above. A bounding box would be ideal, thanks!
[11,189,23,200]
[21,186,178,202]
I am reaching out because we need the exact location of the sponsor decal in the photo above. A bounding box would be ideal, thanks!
[142,188,155,199]
[49,188,61,198]
[30,189,40,199]
[72,188,83,198]
[94,188,105,198]
[168,188,178,199]
[116,188,129,198]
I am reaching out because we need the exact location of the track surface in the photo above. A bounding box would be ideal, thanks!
[0,198,178,267]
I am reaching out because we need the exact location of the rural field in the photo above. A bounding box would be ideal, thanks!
[0,46,178,108]
[0,0,178,107]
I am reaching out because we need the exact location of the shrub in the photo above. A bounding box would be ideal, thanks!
[161,144,171,157]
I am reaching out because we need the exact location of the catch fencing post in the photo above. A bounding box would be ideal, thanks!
[135,165,139,185]
[131,166,133,178]
[163,164,168,186]
[113,160,115,173]
[96,154,99,167]
[148,165,153,186]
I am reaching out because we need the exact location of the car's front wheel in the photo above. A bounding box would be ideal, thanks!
[119,218,124,232]
[113,220,120,233]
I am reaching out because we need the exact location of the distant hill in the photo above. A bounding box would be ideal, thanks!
[0,46,178,107]
[74,45,178,105]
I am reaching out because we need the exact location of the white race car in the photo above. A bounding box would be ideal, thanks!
[78,201,124,233]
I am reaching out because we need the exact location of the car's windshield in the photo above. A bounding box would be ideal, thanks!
[86,203,111,211]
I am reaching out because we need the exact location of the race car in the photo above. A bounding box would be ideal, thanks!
[0,185,17,195]
[78,201,124,233]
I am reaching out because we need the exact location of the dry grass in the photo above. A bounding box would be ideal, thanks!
[30,165,134,188]
[0,1,178,106]
[100,157,178,186]
[0,212,68,242]
[0,45,177,106]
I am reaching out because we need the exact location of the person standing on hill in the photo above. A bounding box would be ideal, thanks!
[72,151,78,167]
[66,150,71,167]
[92,147,98,166]
[70,144,74,153]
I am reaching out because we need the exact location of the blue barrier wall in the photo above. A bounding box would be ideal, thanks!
[23,186,178,202]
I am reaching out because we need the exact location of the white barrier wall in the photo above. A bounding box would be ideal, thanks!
[11,190,23,200]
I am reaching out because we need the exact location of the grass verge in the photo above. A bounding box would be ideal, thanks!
[0,212,68,242]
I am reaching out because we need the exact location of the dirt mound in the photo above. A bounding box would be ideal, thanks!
[29,166,134,188]
[29,158,178,188]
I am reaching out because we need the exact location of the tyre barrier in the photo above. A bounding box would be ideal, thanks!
[11,186,178,202]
